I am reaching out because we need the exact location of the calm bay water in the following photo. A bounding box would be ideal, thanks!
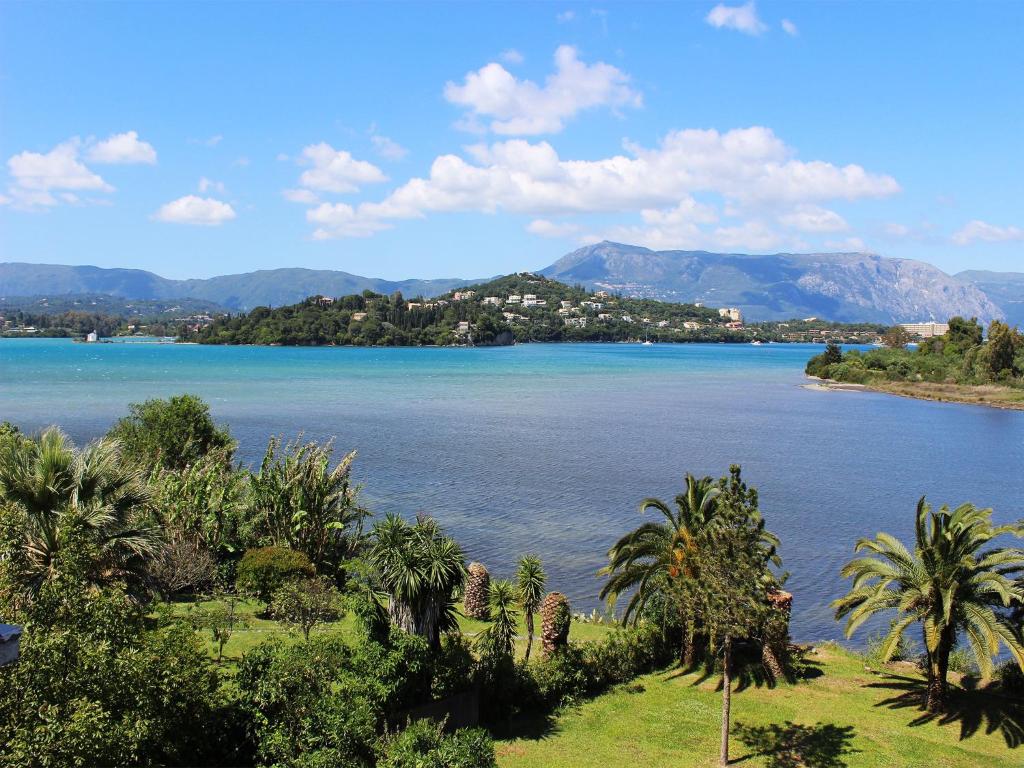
[3,338,1023,642]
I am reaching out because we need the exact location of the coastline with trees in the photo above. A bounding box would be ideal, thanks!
[1,396,1023,767]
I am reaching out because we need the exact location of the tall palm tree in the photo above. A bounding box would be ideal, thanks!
[478,578,519,659]
[368,513,466,647]
[516,554,546,662]
[599,473,721,664]
[833,497,1024,712]
[0,427,159,595]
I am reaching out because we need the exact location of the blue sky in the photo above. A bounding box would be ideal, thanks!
[1,1,1022,280]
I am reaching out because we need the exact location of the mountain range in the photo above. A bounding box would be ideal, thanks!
[2,244,1021,324]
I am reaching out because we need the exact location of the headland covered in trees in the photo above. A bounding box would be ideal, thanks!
[806,316,1024,410]
[2,395,1024,767]
[193,273,887,347]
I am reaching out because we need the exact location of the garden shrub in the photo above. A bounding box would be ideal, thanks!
[235,546,314,604]
[377,719,496,768]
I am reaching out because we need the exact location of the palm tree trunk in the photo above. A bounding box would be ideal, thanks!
[684,619,697,668]
[926,635,953,713]
[720,635,732,767]
[524,611,535,662]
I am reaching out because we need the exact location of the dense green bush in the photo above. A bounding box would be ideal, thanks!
[0,578,231,768]
[377,719,495,768]
[236,546,315,603]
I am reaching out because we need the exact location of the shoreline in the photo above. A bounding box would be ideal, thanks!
[805,376,1024,411]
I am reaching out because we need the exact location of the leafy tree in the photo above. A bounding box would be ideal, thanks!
[833,498,1024,712]
[0,529,224,767]
[189,596,246,662]
[515,554,546,662]
[946,316,984,349]
[0,428,159,596]
[599,473,721,665]
[987,320,1021,377]
[881,325,912,349]
[271,576,342,640]
[368,514,466,647]
[108,394,234,471]
[247,436,367,578]
[689,466,781,767]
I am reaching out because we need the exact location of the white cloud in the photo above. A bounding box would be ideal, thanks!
[307,202,396,239]
[303,126,898,241]
[282,188,319,204]
[556,10,575,22]
[500,49,524,65]
[86,131,157,164]
[5,138,112,209]
[443,45,642,135]
[527,219,581,238]
[883,222,910,237]
[952,219,1024,245]
[778,204,848,233]
[705,2,767,36]
[297,142,388,193]
[781,19,798,36]
[198,177,225,194]
[824,236,869,252]
[234,156,251,167]
[153,195,236,225]
[370,134,409,161]
[190,134,223,147]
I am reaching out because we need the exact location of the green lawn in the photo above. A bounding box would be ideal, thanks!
[168,596,615,666]
[495,644,1023,768]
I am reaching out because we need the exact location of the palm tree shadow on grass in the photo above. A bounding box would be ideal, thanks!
[868,672,1024,748]
[731,721,858,768]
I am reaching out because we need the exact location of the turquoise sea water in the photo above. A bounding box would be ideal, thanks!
[3,338,1023,642]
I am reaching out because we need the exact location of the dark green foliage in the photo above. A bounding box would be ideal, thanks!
[271,576,343,640]
[247,436,367,578]
[377,720,496,768]
[108,393,235,471]
[808,318,1024,388]
[236,546,315,603]
[0,573,226,767]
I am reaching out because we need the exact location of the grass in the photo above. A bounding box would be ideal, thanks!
[868,381,1024,410]
[495,643,1023,768]
[168,595,616,667]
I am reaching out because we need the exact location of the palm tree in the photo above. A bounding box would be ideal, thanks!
[599,473,721,665]
[478,579,519,659]
[368,513,466,647]
[833,497,1024,712]
[516,554,546,662]
[0,427,159,595]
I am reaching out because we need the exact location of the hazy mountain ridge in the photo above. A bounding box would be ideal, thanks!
[2,247,1018,323]
[0,263,472,311]
[541,242,1003,324]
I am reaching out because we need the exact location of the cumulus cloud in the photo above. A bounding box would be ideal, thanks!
[4,138,112,209]
[883,222,910,237]
[781,19,799,36]
[297,143,388,193]
[370,134,409,161]
[500,49,524,65]
[952,220,1024,245]
[86,131,157,164]
[153,195,236,225]
[556,10,575,22]
[778,204,848,233]
[303,126,898,242]
[527,218,581,238]
[705,2,767,35]
[444,45,642,135]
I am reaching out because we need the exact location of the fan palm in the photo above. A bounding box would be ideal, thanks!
[833,497,1024,712]
[0,427,159,595]
[516,554,546,662]
[599,473,721,663]
[368,513,466,647]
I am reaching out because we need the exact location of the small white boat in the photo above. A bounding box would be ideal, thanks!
[751,340,763,346]
[641,340,654,346]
